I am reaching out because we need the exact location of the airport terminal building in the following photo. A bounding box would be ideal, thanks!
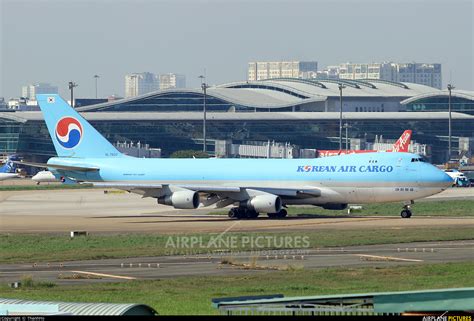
[1,79,473,164]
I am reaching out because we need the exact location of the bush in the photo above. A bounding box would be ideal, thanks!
[170,150,209,158]
[20,275,56,288]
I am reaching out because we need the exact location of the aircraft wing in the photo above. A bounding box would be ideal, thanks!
[92,182,242,193]
[90,182,321,207]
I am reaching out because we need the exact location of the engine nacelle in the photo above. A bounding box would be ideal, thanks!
[158,190,199,209]
[32,170,59,183]
[245,194,282,213]
[321,203,348,210]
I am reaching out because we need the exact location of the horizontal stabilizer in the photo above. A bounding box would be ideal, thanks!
[13,160,99,172]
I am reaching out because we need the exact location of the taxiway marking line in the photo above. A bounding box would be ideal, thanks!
[355,254,424,262]
[70,270,137,280]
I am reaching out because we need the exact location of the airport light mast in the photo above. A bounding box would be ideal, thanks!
[94,75,100,99]
[199,75,209,153]
[447,83,454,161]
[338,83,345,151]
[68,81,78,108]
[343,122,352,151]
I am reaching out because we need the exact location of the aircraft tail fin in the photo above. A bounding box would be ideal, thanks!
[0,155,20,173]
[36,94,125,158]
[392,130,412,152]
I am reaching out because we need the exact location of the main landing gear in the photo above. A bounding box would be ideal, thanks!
[228,207,259,219]
[227,207,288,219]
[267,209,287,219]
[400,204,412,218]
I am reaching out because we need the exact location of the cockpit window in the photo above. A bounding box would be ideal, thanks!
[411,156,427,163]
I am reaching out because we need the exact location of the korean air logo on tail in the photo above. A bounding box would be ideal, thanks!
[55,117,83,149]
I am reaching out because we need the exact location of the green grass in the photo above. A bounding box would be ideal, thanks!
[2,226,473,263]
[0,184,93,191]
[19,275,56,289]
[214,199,474,217]
[1,261,473,315]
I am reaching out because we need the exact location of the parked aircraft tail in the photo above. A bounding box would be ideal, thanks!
[391,130,412,152]
[0,155,20,173]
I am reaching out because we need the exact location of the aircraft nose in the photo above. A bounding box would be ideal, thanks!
[438,170,454,188]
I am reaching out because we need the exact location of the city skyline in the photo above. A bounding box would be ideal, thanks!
[1,0,472,99]
[14,60,446,100]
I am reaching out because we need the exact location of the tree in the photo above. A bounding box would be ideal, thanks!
[170,150,209,158]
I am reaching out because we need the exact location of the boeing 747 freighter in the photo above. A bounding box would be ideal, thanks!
[22,94,453,219]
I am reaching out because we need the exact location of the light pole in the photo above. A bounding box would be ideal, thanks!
[447,83,455,160]
[94,75,100,98]
[199,75,209,153]
[338,83,345,151]
[343,123,352,151]
[68,81,78,107]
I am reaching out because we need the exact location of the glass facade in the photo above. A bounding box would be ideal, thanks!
[1,115,473,164]
[226,84,309,99]
[405,96,474,114]
[81,91,300,113]
[90,92,250,112]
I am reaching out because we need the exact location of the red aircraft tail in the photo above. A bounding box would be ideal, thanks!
[391,130,412,152]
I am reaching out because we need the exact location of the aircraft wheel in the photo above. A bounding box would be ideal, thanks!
[228,208,239,219]
[267,213,277,219]
[237,207,248,219]
[277,209,288,218]
[401,209,412,218]
[246,209,259,219]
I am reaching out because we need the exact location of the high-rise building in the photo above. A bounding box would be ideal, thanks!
[125,72,159,98]
[248,61,318,81]
[21,83,58,100]
[338,62,394,81]
[394,63,442,89]
[323,62,442,89]
[316,66,340,80]
[159,73,186,90]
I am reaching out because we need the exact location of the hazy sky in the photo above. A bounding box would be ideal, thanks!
[1,0,473,99]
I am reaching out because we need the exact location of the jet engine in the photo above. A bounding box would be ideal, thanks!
[245,194,282,213]
[158,190,199,209]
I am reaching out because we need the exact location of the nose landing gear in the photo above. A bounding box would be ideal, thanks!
[400,204,412,218]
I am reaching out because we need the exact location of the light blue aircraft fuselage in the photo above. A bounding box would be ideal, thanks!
[47,154,451,204]
[35,94,453,217]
